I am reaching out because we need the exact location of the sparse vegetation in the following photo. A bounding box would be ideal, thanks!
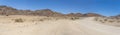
[99,20,103,22]
[109,20,114,23]
[6,15,9,16]
[94,17,120,24]
[70,17,74,20]
[39,19,44,21]
[104,19,107,21]
[70,17,80,20]
[117,21,120,23]
[100,21,105,23]
[75,17,80,19]
[94,17,98,21]
[14,18,24,22]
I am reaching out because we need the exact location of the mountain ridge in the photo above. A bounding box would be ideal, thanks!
[0,5,103,17]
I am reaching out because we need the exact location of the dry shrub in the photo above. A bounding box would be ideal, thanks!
[70,17,74,20]
[6,15,9,16]
[94,17,98,21]
[117,21,120,23]
[70,17,79,20]
[109,20,114,23]
[99,20,103,22]
[104,19,107,21]
[14,18,24,22]
[39,19,44,21]
[74,17,80,19]
[100,21,105,23]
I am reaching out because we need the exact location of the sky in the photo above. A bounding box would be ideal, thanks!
[0,0,120,16]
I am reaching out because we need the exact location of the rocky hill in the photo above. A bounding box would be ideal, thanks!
[0,5,103,17]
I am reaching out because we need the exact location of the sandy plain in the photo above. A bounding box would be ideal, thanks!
[0,15,120,35]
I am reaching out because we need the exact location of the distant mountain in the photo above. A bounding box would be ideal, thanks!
[33,9,64,16]
[83,13,103,17]
[66,13,83,17]
[0,5,18,15]
[0,5,104,17]
[110,15,120,19]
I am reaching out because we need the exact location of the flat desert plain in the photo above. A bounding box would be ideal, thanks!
[0,15,120,35]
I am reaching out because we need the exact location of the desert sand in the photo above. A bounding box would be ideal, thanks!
[0,15,120,35]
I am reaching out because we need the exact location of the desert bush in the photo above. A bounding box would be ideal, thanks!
[109,20,114,23]
[39,19,44,21]
[101,21,105,23]
[70,17,79,20]
[94,17,98,21]
[117,21,120,23]
[74,17,80,19]
[6,15,9,16]
[104,19,107,21]
[14,18,24,22]
[99,20,103,22]
[70,17,74,20]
